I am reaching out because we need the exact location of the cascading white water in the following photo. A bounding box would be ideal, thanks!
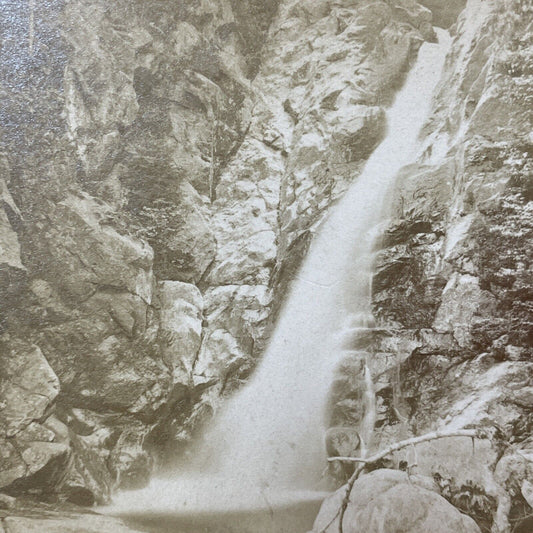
[109,29,451,517]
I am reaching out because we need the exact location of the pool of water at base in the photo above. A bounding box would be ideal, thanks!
[118,499,324,533]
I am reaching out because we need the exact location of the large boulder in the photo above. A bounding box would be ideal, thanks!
[0,340,59,438]
[0,438,70,496]
[0,415,71,497]
[0,341,70,498]
[37,320,171,418]
[312,469,481,533]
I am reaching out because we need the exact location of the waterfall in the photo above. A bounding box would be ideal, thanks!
[109,28,451,516]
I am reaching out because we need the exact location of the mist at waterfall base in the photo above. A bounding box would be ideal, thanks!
[107,29,451,531]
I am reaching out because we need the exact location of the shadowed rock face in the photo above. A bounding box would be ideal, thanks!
[0,0,280,504]
[419,0,467,28]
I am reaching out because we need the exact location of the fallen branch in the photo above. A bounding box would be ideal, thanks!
[336,464,364,533]
[323,428,491,533]
[328,428,485,465]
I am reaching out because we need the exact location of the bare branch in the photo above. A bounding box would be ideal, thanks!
[327,428,485,465]
[322,428,492,533]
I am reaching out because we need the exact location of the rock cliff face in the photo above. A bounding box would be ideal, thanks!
[0,0,434,502]
[367,1,533,531]
[0,0,531,531]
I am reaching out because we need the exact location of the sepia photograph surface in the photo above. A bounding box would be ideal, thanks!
[0,1,532,532]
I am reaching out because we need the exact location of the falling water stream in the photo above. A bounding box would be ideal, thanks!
[107,29,451,533]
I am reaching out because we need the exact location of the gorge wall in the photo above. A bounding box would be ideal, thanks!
[0,0,531,532]
[367,1,532,531]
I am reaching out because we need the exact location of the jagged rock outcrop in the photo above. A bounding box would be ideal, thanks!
[0,340,69,498]
[367,0,533,531]
[0,0,279,503]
